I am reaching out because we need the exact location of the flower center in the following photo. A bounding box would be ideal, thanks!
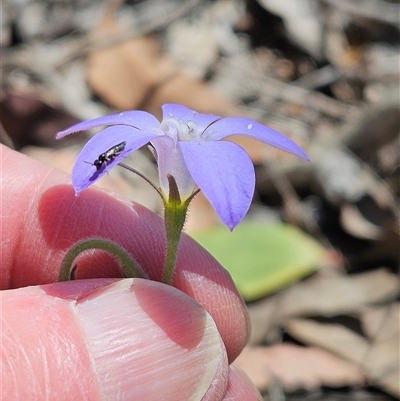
[161,118,200,142]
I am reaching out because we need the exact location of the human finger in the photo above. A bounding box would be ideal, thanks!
[2,278,230,401]
[1,145,249,362]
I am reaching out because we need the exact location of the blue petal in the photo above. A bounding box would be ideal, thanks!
[56,110,161,139]
[72,126,158,194]
[179,141,255,230]
[204,117,310,161]
[162,104,221,134]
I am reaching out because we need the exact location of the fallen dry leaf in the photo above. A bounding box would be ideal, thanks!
[361,304,400,398]
[87,31,177,111]
[286,318,369,363]
[340,202,383,240]
[235,344,364,393]
[86,2,237,117]
[248,268,399,345]
[285,316,400,398]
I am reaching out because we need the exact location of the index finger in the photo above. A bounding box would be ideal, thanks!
[0,145,249,362]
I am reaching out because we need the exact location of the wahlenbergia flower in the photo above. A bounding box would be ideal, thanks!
[57,103,309,230]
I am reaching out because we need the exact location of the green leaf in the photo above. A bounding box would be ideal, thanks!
[192,222,325,301]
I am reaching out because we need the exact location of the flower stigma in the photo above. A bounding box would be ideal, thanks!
[161,118,200,142]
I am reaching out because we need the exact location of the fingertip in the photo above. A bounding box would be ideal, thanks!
[2,279,229,400]
[174,234,251,363]
[224,365,263,401]
[74,279,227,400]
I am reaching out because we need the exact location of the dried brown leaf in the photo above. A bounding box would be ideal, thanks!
[286,316,400,398]
[86,6,237,118]
[248,268,399,345]
[235,344,364,392]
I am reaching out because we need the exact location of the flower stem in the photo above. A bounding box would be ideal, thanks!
[116,163,201,285]
[162,174,192,285]
[58,237,147,281]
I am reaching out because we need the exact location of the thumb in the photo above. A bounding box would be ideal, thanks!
[2,278,228,401]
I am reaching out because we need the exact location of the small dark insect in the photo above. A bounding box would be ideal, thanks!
[86,141,127,171]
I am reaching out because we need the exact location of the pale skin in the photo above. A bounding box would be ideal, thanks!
[0,145,262,401]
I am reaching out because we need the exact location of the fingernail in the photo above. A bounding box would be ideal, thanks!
[75,279,227,400]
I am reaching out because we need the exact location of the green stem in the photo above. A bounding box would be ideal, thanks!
[161,175,193,285]
[162,201,188,285]
[58,237,147,281]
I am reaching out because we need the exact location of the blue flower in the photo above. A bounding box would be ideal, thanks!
[57,104,309,230]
